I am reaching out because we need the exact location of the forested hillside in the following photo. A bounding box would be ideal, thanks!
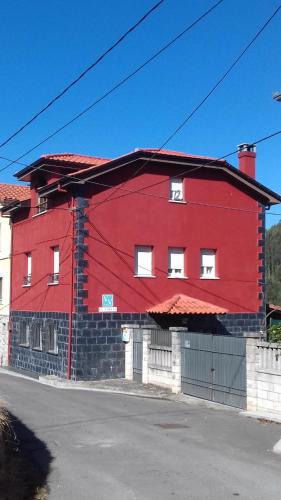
[266,221,281,305]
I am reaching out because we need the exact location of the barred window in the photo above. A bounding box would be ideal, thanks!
[19,322,30,346]
[32,323,42,350]
[48,324,58,354]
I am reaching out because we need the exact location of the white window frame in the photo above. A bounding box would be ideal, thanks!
[49,246,59,284]
[169,178,184,202]
[200,249,216,279]
[23,252,32,286]
[134,246,154,277]
[168,248,186,278]
[48,323,58,355]
[36,194,48,215]
[0,277,2,304]
[19,322,30,347]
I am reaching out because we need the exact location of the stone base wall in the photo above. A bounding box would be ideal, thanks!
[10,311,69,378]
[72,312,155,380]
[0,315,9,367]
[246,339,281,414]
[151,312,264,336]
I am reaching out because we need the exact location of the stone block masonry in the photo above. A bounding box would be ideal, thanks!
[10,311,69,378]
[71,312,156,380]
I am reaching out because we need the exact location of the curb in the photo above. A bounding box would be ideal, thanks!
[0,368,173,401]
[240,410,281,425]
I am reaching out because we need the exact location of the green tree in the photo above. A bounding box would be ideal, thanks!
[266,221,281,305]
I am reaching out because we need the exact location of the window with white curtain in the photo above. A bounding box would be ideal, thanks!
[168,248,185,277]
[169,178,183,202]
[200,249,216,278]
[134,246,153,276]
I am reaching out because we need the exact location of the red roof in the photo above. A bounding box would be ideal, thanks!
[139,148,223,163]
[147,294,228,315]
[268,303,281,312]
[0,184,30,203]
[41,153,110,167]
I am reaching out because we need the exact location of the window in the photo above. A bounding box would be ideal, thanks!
[168,248,185,278]
[48,246,59,284]
[0,277,2,304]
[200,249,216,278]
[19,321,30,346]
[48,324,58,354]
[23,252,32,286]
[32,323,42,350]
[134,246,153,277]
[36,195,48,214]
[169,178,183,202]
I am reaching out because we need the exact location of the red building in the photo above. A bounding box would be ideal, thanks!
[3,145,281,379]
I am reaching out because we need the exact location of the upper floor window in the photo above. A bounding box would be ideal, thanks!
[134,246,153,277]
[169,178,183,202]
[36,194,48,215]
[23,252,32,286]
[168,248,185,278]
[200,249,216,279]
[48,246,59,284]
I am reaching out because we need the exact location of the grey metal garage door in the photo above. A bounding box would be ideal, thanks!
[181,332,246,409]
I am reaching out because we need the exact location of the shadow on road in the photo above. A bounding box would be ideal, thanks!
[0,411,53,499]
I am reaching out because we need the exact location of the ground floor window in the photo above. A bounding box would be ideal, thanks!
[32,323,42,350]
[48,323,58,354]
[19,322,30,346]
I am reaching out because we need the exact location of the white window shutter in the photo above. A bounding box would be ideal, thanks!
[135,246,152,276]
[27,253,32,276]
[168,248,184,276]
[201,249,215,277]
[170,178,183,201]
[53,247,59,274]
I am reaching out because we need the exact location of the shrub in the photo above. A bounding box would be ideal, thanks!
[267,323,281,344]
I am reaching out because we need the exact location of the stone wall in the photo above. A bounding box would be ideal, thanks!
[71,312,155,380]
[246,339,281,414]
[10,311,69,378]
[0,316,8,366]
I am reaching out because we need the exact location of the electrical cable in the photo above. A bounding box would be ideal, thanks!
[0,0,224,176]
[0,0,165,150]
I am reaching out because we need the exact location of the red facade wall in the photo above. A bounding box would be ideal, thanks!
[11,197,73,312]
[11,164,261,315]
[85,167,260,314]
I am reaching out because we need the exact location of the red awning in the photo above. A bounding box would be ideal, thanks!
[147,294,228,315]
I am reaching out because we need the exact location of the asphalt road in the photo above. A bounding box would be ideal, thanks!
[1,373,281,500]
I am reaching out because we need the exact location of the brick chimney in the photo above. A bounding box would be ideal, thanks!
[237,143,256,179]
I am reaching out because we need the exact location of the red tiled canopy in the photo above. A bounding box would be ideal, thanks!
[147,294,228,315]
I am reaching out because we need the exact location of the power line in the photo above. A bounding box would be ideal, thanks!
[102,1,281,205]
[2,123,281,216]
[0,0,165,150]
[0,0,224,176]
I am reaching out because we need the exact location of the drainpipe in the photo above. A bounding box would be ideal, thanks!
[67,196,75,379]
[7,216,14,367]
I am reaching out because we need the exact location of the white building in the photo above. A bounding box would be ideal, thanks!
[0,184,30,365]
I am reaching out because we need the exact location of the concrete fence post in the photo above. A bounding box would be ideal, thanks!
[170,327,187,394]
[142,326,155,385]
[246,337,259,411]
[121,324,139,381]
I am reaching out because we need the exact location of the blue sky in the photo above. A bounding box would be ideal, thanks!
[0,0,281,226]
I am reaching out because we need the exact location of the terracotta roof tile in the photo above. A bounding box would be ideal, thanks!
[0,184,30,203]
[147,294,228,315]
[41,153,110,166]
[139,148,224,163]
